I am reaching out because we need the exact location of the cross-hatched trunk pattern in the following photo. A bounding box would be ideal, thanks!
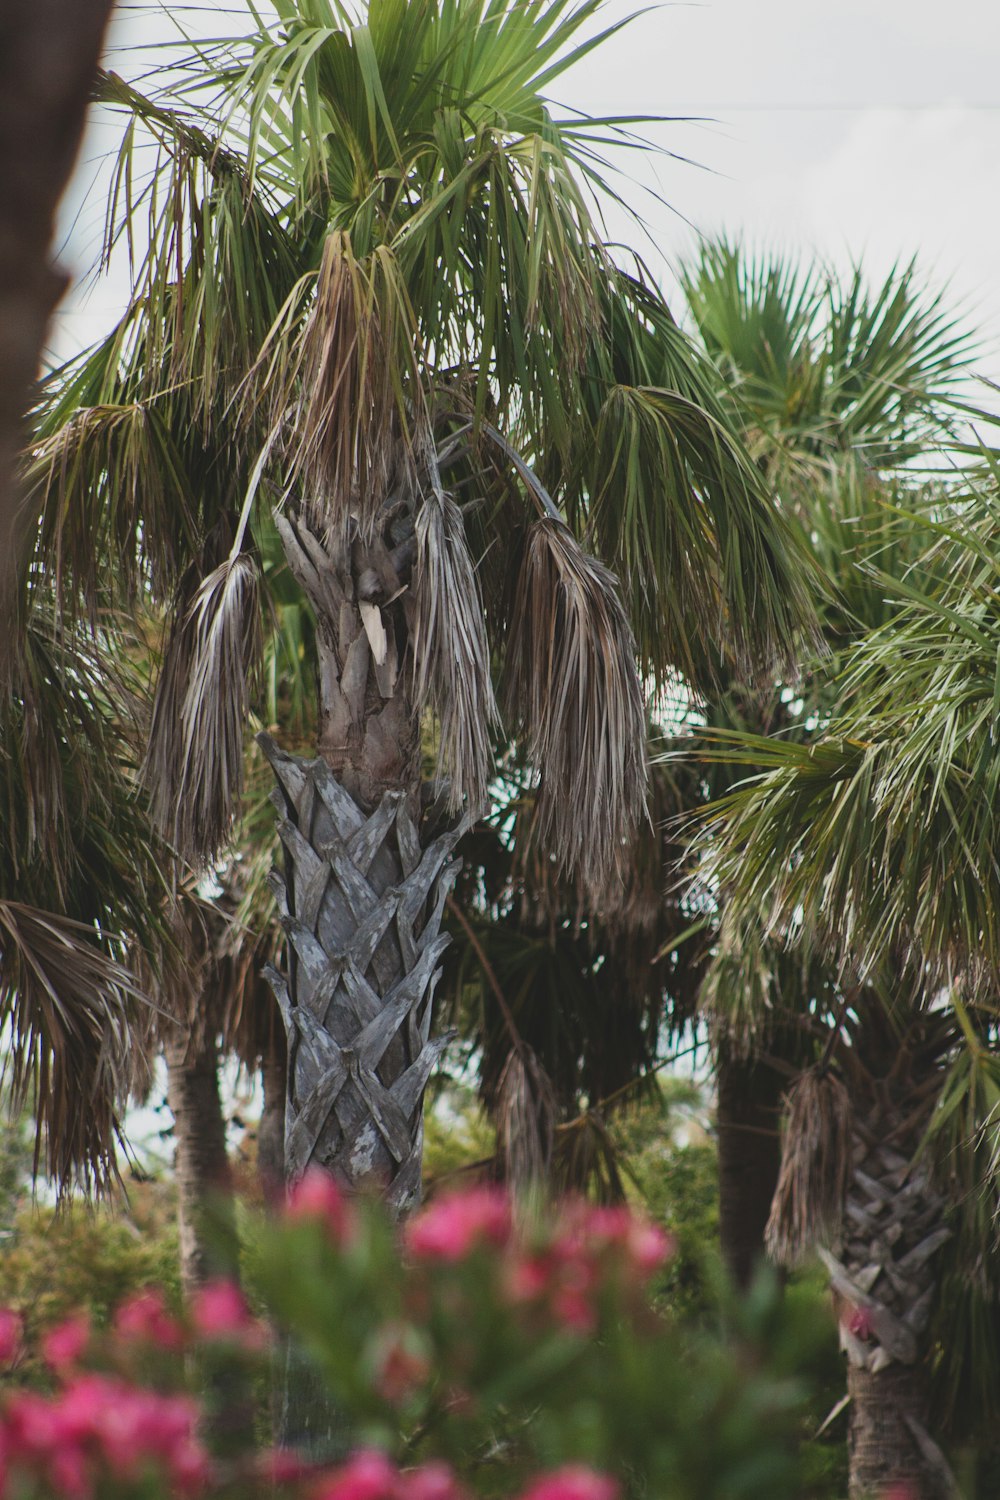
[821,1101,952,1500]
[260,734,461,1216]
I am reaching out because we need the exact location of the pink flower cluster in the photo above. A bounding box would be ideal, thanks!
[0,1372,208,1499]
[288,1169,358,1243]
[405,1188,512,1262]
[505,1201,674,1333]
[312,1452,616,1500]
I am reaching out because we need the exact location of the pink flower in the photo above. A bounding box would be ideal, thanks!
[257,1447,315,1483]
[405,1188,511,1262]
[191,1280,265,1348]
[518,1466,620,1500]
[287,1169,356,1242]
[624,1219,674,1274]
[372,1324,430,1405]
[881,1485,918,1500]
[314,1448,399,1500]
[504,1254,551,1304]
[398,1461,464,1500]
[846,1304,874,1341]
[41,1312,90,1374]
[578,1206,673,1276]
[47,1442,92,1500]
[0,1307,22,1364]
[114,1289,184,1351]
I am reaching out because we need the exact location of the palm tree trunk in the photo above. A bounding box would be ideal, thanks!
[164,1025,239,1294]
[822,1096,953,1500]
[257,1031,287,1209]
[716,1048,783,1289]
[263,513,459,1213]
[846,1363,935,1499]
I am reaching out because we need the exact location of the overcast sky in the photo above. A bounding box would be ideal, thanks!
[53,0,1000,383]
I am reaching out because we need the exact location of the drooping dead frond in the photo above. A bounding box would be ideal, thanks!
[766,1067,853,1267]
[0,900,146,1193]
[495,1044,557,1191]
[504,517,648,900]
[263,233,421,538]
[145,553,261,864]
[412,449,498,817]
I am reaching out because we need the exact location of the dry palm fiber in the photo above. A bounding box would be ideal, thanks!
[495,1044,557,1189]
[504,517,647,901]
[0,900,144,1192]
[766,1065,853,1266]
[145,553,261,864]
[411,442,498,818]
[275,232,420,539]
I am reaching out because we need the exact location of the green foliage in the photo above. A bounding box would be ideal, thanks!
[0,1180,180,1383]
[254,1185,816,1498]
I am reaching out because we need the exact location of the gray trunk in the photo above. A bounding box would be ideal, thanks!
[261,735,459,1213]
[822,1096,953,1500]
[263,511,459,1213]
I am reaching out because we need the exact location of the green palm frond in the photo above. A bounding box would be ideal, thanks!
[0,602,168,1189]
[693,464,1000,989]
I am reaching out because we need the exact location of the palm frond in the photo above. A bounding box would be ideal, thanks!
[412,444,498,817]
[257,234,421,538]
[766,1067,853,1267]
[504,517,647,899]
[0,902,146,1193]
[146,553,262,864]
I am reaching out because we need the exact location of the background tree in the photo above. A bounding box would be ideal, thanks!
[692,451,1000,1497]
[673,240,972,1287]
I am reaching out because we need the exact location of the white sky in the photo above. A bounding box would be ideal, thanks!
[53,0,1000,384]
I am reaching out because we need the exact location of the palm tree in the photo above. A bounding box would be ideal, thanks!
[672,239,972,1287]
[27,0,814,1212]
[692,457,1000,1497]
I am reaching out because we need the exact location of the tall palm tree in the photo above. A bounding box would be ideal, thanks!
[672,239,972,1287]
[693,457,1000,1498]
[27,1,813,1211]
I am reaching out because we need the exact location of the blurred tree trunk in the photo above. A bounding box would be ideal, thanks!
[716,1047,784,1290]
[0,0,114,617]
[258,1030,287,1209]
[164,1025,239,1294]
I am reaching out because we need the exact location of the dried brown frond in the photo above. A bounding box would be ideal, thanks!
[495,1044,557,1190]
[261,233,421,538]
[504,517,648,901]
[766,1066,853,1267]
[0,900,147,1194]
[145,553,261,865]
[412,448,498,817]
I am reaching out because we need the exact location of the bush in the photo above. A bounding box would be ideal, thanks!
[0,1181,823,1500]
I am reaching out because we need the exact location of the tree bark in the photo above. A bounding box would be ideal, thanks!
[261,733,459,1213]
[716,1048,783,1289]
[258,1032,287,1210]
[823,1084,953,1500]
[847,1363,937,1500]
[263,511,458,1213]
[164,1026,239,1294]
[0,0,114,617]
